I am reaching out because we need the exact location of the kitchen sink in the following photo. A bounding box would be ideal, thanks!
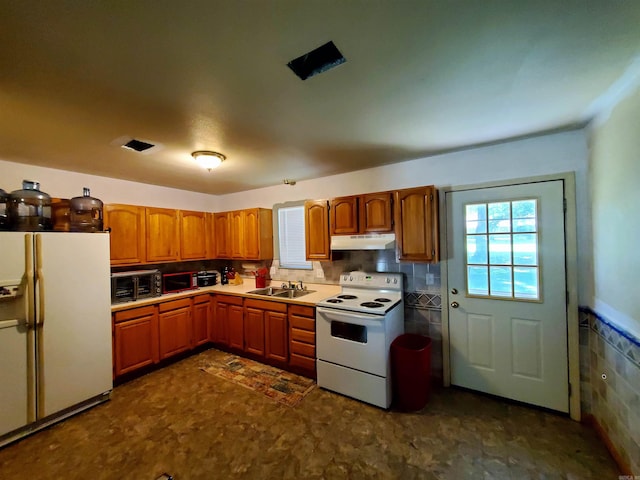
[273,289,315,299]
[247,287,315,298]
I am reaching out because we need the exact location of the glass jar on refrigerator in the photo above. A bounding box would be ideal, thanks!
[0,188,8,230]
[7,180,52,231]
[70,187,103,232]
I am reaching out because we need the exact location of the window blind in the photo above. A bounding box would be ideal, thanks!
[278,206,312,269]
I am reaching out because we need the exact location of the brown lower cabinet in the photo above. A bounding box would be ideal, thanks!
[113,305,159,377]
[288,304,316,377]
[113,293,316,380]
[158,298,192,360]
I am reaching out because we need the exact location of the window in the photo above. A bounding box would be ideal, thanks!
[465,199,540,300]
[276,204,312,270]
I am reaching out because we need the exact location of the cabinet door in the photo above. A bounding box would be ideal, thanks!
[265,311,288,363]
[228,304,245,350]
[244,307,265,356]
[330,196,359,235]
[158,301,192,360]
[104,204,146,265]
[361,192,393,233]
[180,210,207,260]
[205,212,216,259]
[304,200,330,260]
[243,209,261,260]
[113,306,158,377]
[230,210,245,258]
[192,297,210,347]
[394,186,439,262]
[214,212,230,258]
[211,301,229,345]
[146,207,180,262]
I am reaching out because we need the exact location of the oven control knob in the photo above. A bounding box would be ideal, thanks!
[349,276,353,281]
[393,278,398,284]
[386,277,390,283]
[343,275,348,281]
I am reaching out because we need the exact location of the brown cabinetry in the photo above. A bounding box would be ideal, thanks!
[113,305,158,377]
[104,204,146,265]
[211,294,243,349]
[192,295,211,347]
[304,200,330,260]
[221,208,273,260]
[145,207,180,262]
[158,298,192,360]
[205,213,216,259]
[244,299,288,365]
[394,186,439,262]
[214,212,231,258]
[230,210,244,259]
[288,304,316,378]
[180,210,207,260]
[330,192,393,235]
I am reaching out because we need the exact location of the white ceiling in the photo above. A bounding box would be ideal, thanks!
[1,1,639,195]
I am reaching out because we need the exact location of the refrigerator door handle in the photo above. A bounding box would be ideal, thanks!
[35,234,45,326]
[25,234,35,328]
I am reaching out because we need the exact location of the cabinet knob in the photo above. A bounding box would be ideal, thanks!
[450,301,459,308]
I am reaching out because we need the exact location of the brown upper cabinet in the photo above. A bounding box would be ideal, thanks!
[394,186,439,263]
[145,207,180,263]
[330,192,393,235]
[104,204,146,265]
[179,210,207,260]
[214,212,231,258]
[304,200,330,260]
[218,208,273,260]
[205,213,216,259]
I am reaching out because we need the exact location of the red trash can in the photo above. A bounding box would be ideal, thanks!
[391,334,432,411]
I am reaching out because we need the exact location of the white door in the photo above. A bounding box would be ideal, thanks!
[447,180,568,412]
[36,232,113,418]
[0,232,35,437]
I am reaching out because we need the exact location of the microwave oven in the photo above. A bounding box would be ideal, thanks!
[163,271,198,294]
[111,269,162,304]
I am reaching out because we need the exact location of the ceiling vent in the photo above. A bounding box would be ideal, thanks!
[112,136,163,155]
[287,41,346,81]
[122,138,155,152]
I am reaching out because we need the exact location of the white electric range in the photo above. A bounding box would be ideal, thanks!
[316,271,404,408]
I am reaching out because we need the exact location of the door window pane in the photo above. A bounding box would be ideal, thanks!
[467,266,489,296]
[464,199,539,301]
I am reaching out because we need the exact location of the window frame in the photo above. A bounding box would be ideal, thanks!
[273,201,313,270]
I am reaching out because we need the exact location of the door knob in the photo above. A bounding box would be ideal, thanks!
[450,301,459,308]
[451,288,458,295]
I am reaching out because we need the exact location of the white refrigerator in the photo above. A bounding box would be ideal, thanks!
[0,232,112,446]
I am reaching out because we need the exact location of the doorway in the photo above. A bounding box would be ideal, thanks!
[445,179,572,413]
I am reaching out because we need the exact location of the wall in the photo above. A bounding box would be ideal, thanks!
[0,159,214,211]
[581,84,640,474]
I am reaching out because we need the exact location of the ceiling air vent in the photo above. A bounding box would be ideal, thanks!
[122,138,155,152]
[287,41,346,81]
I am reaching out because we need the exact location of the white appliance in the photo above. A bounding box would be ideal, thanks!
[316,271,404,408]
[330,233,396,251]
[0,232,113,447]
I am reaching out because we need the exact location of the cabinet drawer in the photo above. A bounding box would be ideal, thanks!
[193,294,210,305]
[114,305,156,323]
[215,294,243,306]
[244,298,287,313]
[289,304,315,318]
[158,298,192,312]
[290,340,315,358]
[289,353,315,371]
[290,328,315,344]
[289,315,315,332]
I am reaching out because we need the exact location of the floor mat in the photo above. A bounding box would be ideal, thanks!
[200,352,316,407]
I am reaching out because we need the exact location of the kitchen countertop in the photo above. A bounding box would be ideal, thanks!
[111,281,341,312]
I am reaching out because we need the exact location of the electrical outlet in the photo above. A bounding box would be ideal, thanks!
[315,268,325,279]
[425,273,435,285]
[270,266,277,276]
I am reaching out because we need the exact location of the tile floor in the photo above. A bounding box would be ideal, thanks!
[0,349,620,479]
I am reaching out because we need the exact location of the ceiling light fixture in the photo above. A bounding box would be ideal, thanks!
[192,151,226,171]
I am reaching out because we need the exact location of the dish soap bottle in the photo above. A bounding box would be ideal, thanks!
[70,187,103,232]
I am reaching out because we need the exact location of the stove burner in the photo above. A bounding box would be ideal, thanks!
[337,294,357,300]
[374,298,391,303]
[361,302,384,308]
[326,298,343,304]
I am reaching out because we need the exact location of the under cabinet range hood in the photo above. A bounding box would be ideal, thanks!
[330,233,396,250]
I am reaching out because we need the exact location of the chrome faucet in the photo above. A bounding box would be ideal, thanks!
[297,280,304,290]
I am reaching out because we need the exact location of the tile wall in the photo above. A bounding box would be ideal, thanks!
[579,307,640,474]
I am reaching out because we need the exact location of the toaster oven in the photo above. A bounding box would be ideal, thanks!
[111,269,162,304]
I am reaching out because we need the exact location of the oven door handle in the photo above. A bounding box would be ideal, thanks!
[317,307,384,321]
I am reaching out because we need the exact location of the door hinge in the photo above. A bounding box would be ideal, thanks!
[563,198,567,212]
[430,194,434,201]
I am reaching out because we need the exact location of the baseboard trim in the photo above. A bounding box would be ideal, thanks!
[583,413,632,475]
